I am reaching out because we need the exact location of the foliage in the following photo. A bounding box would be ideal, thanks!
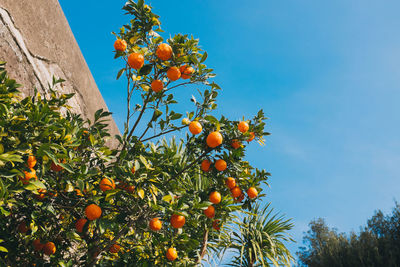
[297,202,400,267]
[0,0,293,266]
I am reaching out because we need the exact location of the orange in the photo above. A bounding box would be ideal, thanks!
[126,185,135,193]
[131,166,135,174]
[27,155,37,168]
[21,169,36,185]
[214,159,227,171]
[43,242,56,255]
[212,220,221,231]
[99,178,115,192]
[35,188,46,201]
[179,65,194,79]
[75,218,88,233]
[209,191,221,204]
[109,244,121,253]
[231,139,241,149]
[206,131,223,148]
[51,161,63,172]
[166,247,177,261]
[149,218,162,231]
[225,177,236,190]
[238,121,249,133]
[247,187,258,199]
[235,193,245,203]
[33,239,43,251]
[170,214,185,228]
[189,121,202,135]
[156,43,173,61]
[247,132,255,142]
[128,53,144,69]
[231,186,242,198]
[151,80,164,92]
[85,204,102,220]
[114,39,127,51]
[167,67,181,81]
[18,222,29,233]
[204,206,215,218]
[201,159,211,172]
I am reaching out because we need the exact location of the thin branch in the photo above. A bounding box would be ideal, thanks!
[141,125,187,143]
[196,227,209,265]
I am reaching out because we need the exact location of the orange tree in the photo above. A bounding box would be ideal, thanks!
[0,0,293,266]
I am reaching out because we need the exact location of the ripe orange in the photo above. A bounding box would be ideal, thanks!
[128,53,144,69]
[201,159,211,172]
[156,43,173,61]
[131,166,135,174]
[247,132,255,142]
[18,222,29,233]
[27,155,37,168]
[109,243,121,253]
[99,178,115,192]
[209,191,221,204]
[231,186,242,198]
[167,67,181,81]
[85,204,102,220]
[206,131,223,148]
[51,161,63,172]
[75,218,88,233]
[170,214,185,228]
[238,121,249,133]
[35,188,46,201]
[189,121,202,135]
[231,139,241,149]
[33,239,43,251]
[212,219,221,231]
[149,218,162,231]
[21,169,36,184]
[43,242,56,255]
[247,187,258,199]
[179,65,194,79]
[215,159,227,171]
[225,177,236,190]
[151,80,164,92]
[114,39,127,51]
[204,206,215,218]
[166,247,177,261]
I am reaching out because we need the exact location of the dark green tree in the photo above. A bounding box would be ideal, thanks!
[297,202,400,267]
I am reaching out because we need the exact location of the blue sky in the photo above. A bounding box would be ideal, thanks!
[59,0,400,260]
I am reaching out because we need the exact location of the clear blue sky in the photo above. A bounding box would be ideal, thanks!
[59,0,400,259]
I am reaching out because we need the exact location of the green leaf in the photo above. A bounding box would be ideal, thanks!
[0,246,7,252]
[138,64,153,76]
[116,68,125,80]
[200,51,208,63]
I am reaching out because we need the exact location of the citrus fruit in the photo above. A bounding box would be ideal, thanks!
[212,220,221,231]
[231,186,242,198]
[214,159,227,171]
[109,244,121,253]
[99,178,115,192]
[170,214,185,228]
[128,53,144,69]
[225,177,236,189]
[27,155,37,168]
[238,121,249,133]
[201,159,211,172]
[33,239,43,251]
[75,218,88,233]
[85,204,102,220]
[189,121,202,135]
[43,242,56,255]
[209,191,221,204]
[114,39,127,51]
[206,131,223,148]
[149,218,162,231]
[156,43,172,61]
[167,67,181,81]
[247,187,258,199]
[151,80,164,92]
[166,247,177,261]
[231,139,241,149]
[247,132,255,142]
[204,206,215,218]
[179,65,194,79]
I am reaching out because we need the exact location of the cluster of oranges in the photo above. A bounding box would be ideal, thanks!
[21,155,37,184]
[32,239,56,256]
[114,39,195,94]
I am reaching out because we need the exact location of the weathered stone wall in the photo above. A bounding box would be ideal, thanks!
[0,0,119,142]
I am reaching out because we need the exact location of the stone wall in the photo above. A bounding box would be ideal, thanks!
[0,0,119,143]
